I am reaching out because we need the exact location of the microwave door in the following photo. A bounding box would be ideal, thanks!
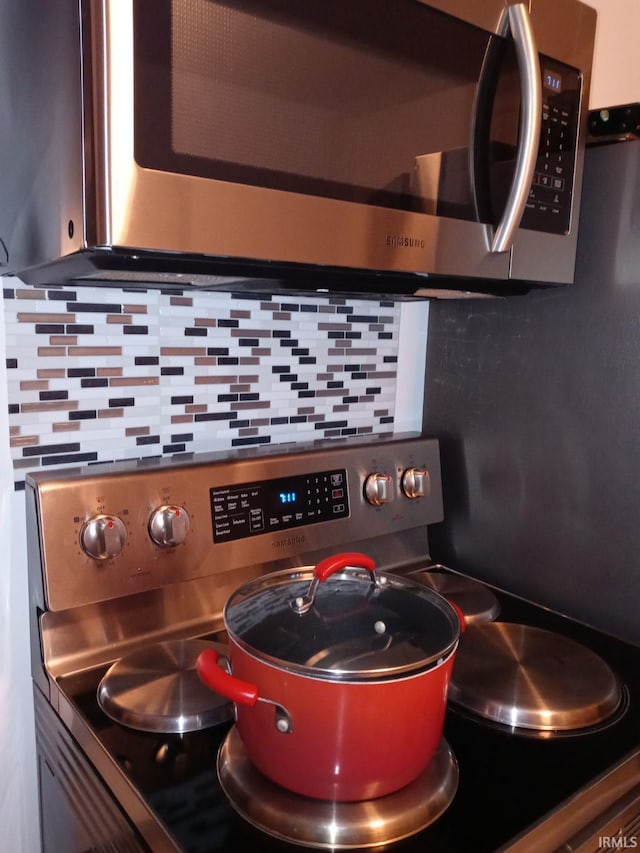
[89,0,521,286]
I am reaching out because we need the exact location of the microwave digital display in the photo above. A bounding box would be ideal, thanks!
[544,69,563,92]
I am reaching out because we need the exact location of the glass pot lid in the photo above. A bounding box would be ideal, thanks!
[224,553,461,681]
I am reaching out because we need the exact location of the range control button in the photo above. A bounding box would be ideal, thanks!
[81,514,127,561]
[364,473,394,506]
[401,468,430,500]
[148,505,191,547]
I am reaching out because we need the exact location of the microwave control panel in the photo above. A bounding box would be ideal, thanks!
[522,57,582,236]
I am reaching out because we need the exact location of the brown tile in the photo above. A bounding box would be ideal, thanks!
[194,318,217,327]
[37,347,67,357]
[123,304,148,314]
[21,401,78,413]
[195,375,237,384]
[194,357,217,366]
[97,367,123,377]
[185,404,208,413]
[15,289,48,300]
[98,409,123,418]
[107,315,133,324]
[49,336,77,346]
[171,414,194,424]
[125,426,150,437]
[230,310,251,319]
[170,296,193,306]
[239,357,259,365]
[367,371,397,379]
[14,458,38,469]
[18,312,75,323]
[251,348,271,357]
[161,347,207,356]
[68,346,122,356]
[230,329,271,338]
[37,369,66,379]
[20,380,49,391]
[53,421,81,432]
[231,400,270,411]
[10,434,39,447]
[109,376,160,386]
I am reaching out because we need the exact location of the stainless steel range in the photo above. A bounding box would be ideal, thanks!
[26,435,640,852]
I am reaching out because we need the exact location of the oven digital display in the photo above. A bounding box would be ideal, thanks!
[210,469,349,542]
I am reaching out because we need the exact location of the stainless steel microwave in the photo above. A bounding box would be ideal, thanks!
[0,0,596,298]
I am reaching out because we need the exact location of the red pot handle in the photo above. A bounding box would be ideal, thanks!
[292,552,377,614]
[314,552,376,582]
[196,648,259,706]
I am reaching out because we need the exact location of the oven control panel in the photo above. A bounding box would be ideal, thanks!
[211,469,349,543]
[26,435,443,611]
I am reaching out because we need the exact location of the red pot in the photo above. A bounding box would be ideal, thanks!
[197,552,463,802]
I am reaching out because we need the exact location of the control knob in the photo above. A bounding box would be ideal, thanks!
[80,515,127,561]
[364,473,394,506]
[401,468,430,499]
[149,505,191,547]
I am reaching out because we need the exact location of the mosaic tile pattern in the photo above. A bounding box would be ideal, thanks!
[4,283,404,488]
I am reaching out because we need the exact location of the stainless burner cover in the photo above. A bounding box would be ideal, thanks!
[411,568,500,625]
[449,622,623,732]
[97,639,233,733]
[217,727,458,849]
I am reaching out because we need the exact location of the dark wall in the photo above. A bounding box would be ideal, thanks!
[424,140,640,644]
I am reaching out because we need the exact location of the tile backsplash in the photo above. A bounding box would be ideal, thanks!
[4,282,423,488]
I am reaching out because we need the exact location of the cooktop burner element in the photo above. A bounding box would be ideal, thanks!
[217,727,458,849]
[97,639,233,733]
[448,622,624,735]
[411,567,500,625]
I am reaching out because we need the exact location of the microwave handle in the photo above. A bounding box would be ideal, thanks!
[490,2,542,254]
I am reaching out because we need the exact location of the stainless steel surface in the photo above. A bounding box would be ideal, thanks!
[449,622,622,731]
[217,726,458,849]
[410,567,501,624]
[507,0,597,283]
[27,435,442,612]
[491,3,542,254]
[499,748,640,853]
[1,0,595,293]
[96,639,232,733]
